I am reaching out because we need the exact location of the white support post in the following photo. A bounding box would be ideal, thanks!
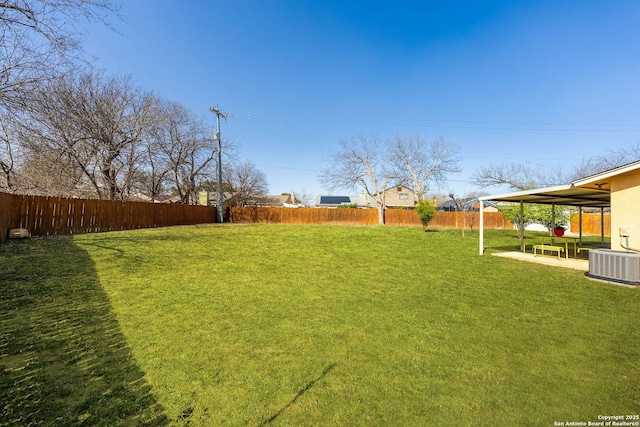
[479,201,485,255]
[551,203,556,245]
[519,201,525,252]
[601,207,605,244]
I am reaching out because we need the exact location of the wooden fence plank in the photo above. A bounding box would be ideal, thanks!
[0,193,11,243]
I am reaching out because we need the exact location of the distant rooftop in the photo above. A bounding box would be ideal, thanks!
[319,196,352,205]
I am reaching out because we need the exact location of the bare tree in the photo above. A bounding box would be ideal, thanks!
[0,109,19,190]
[20,80,101,196]
[570,142,640,181]
[153,101,218,204]
[448,190,487,236]
[320,134,391,225]
[0,0,120,109]
[139,140,171,201]
[570,157,604,182]
[289,188,314,206]
[0,1,120,194]
[24,71,160,199]
[471,162,547,191]
[224,160,269,207]
[14,76,239,203]
[15,144,87,196]
[474,143,640,192]
[596,142,640,170]
[387,135,461,201]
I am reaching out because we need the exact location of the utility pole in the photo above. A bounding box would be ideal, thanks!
[209,105,227,223]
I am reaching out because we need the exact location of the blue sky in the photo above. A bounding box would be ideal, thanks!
[83,0,640,199]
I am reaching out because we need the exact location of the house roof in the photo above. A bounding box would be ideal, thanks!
[319,196,352,205]
[477,160,640,208]
[386,184,414,192]
[438,197,496,209]
[571,159,640,191]
[439,200,458,209]
[316,194,371,207]
[372,184,414,197]
[260,195,293,206]
[466,198,498,209]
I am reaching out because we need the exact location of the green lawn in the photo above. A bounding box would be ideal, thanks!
[1,225,638,426]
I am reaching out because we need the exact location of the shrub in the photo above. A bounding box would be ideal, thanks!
[501,204,570,235]
[415,200,437,230]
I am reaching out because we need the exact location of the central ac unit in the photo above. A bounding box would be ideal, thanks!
[588,249,640,285]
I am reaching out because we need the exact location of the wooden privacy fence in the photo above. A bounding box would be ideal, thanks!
[570,212,611,236]
[0,192,216,244]
[385,209,512,229]
[228,207,380,225]
[228,206,513,229]
[1,192,516,244]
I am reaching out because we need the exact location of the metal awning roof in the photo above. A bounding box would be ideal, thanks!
[478,184,610,208]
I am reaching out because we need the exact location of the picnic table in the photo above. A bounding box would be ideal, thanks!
[532,236,580,259]
[554,236,580,258]
[533,239,565,259]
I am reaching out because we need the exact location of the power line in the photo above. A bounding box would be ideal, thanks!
[244,111,640,133]
[261,165,322,173]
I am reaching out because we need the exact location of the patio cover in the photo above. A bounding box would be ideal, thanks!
[478,184,610,208]
[476,167,621,255]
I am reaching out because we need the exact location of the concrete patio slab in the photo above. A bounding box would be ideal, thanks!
[491,251,588,271]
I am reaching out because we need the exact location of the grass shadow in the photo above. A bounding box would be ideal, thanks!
[0,237,168,426]
[260,363,337,426]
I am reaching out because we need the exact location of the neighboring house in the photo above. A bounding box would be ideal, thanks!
[241,194,298,207]
[199,191,303,207]
[466,198,499,213]
[318,186,417,209]
[255,194,305,207]
[368,185,417,209]
[437,197,498,212]
[199,191,232,207]
[438,200,459,212]
[383,185,417,208]
[130,192,182,203]
[129,192,154,203]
